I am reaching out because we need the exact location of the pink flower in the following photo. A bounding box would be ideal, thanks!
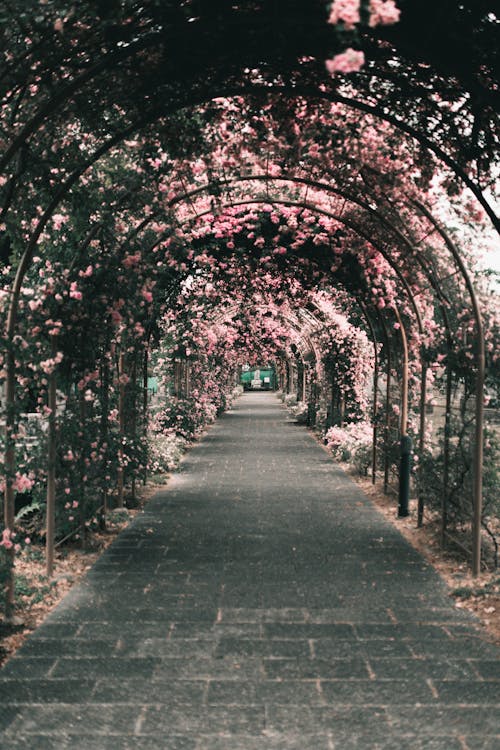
[0,529,13,549]
[142,289,153,303]
[52,213,68,230]
[328,0,360,29]
[69,282,82,300]
[13,473,34,493]
[325,48,365,75]
[369,0,400,27]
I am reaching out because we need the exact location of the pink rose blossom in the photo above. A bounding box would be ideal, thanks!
[325,48,365,75]
[369,0,400,26]
[0,529,13,549]
[328,0,360,29]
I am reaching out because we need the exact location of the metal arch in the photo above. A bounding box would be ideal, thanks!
[0,37,496,231]
[2,152,486,589]
[354,299,380,484]
[412,200,486,576]
[171,193,478,529]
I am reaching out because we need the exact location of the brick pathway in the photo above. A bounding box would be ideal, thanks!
[1,392,499,749]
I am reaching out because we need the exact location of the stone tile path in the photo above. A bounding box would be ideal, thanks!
[1,392,499,749]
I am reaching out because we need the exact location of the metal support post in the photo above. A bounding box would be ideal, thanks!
[398,435,413,517]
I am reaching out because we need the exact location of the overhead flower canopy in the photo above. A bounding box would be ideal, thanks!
[0,0,499,614]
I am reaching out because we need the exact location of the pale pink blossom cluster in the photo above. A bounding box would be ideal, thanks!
[13,472,34,493]
[325,48,365,75]
[325,422,373,462]
[327,0,400,28]
[0,528,14,549]
[328,0,360,29]
[0,528,31,552]
[52,213,68,230]
[369,0,401,26]
[326,0,400,74]
[69,281,82,300]
[40,351,63,374]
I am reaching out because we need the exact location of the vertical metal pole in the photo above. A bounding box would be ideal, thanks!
[442,364,453,547]
[383,331,392,495]
[46,338,57,577]
[359,304,379,485]
[3,347,16,620]
[130,352,137,504]
[394,307,411,518]
[417,362,427,527]
[116,351,125,508]
[372,347,379,484]
[395,308,409,437]
[473,349,485,575]
[143,348,149,486]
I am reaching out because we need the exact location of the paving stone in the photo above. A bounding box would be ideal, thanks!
[206,679,324,706]
[90,678,206,704]
[29,623,81,640]
[50,656,158,679]
[1,392,499,747]
[195,734,332,750]
[4,705,141,736]
[314,637,414,658]
[266,704,389,735]
[320,678,435,705]
[433,681,500,704]
[0,678,96,703]
[264,622,356,638]
[19,638,117,658]
[330,738,464,750]
[386,706,500,735]
[470,660,500,680]
[0,657,57,678]
[263,656,371,680]
[152,655,264,681]
[408,637,500,659]
[140,705,265,734]
[214,636,310,658]
[354,623,457,640]
[369,657,480,681]
[464,738,500,750]
[1,736,196,750]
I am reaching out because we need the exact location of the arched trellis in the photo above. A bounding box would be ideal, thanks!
[0,8,497,229]
[84,172,482,530]
[2,182,487,596]
[0,54,495,618]
[161,190,487,565]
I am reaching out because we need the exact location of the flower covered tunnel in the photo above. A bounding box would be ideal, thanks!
[0,1,499,618]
